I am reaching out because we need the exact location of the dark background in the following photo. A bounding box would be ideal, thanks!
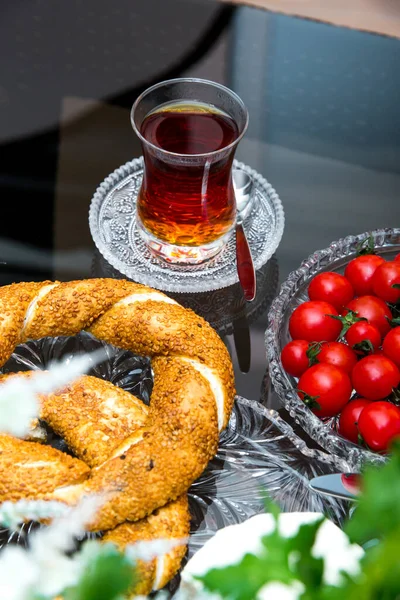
[1,0,400,402]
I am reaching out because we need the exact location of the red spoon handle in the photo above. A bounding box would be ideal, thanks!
[236,223,256,301]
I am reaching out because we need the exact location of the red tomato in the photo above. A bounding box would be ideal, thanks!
[338,398,372,444]
[374,347,385,355]
[395,253,400,262]
[289,301,341,343]
[308,272,354,311]
[298,363,352,418]
[345,296,392,337]
[345,321,382,355]
[341,473,361,495]
[352,354,400,400]
[281,340,310,377]
[382,328,400,369]
[344,254,385,296]
[372,261,400,304]
[358,401,400,453]
[316,341,357,375]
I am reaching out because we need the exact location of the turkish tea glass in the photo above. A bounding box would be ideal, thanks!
[131,78,248,264]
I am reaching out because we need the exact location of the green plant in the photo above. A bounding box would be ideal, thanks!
[195,444,400,599]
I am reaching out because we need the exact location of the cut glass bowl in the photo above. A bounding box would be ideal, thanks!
[266,228,400,472]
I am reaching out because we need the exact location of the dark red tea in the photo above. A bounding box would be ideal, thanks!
[137,102,239,247]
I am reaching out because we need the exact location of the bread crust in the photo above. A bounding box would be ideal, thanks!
[0,279,235,592]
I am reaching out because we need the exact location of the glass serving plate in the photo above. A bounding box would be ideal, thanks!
[266,228,400,472]
[0,332,347,589]
[88,158,285,293]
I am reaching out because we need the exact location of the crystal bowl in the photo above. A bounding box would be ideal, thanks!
[266,228,400,471]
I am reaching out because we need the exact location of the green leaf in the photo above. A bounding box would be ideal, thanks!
[318,576,367,600]
[262,496,280,522]
[329,310,367,338]
[198,516,328,600]
[196,445,400,600]
[306,342,322,367]
[297,389,321,412]
[65,543,135,600]
[352,339,374,356]
[389,387,400,405]
[356,235,375,256]
[197,516,297,600]
[388,302,400,321]
[286,518,325,590]
[345,442,400,544]
[196,551,292,600]
[337,527,400,600]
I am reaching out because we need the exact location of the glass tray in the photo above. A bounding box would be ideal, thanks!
[0,333,347,589]
[88,158,285,293]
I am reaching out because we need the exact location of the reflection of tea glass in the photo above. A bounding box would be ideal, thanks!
[131,78,249,265]
[233,168,254,220]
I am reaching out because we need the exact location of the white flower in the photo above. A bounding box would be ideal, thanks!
[125,537,188,564]
[0,499,69,530]
[0,349,108,437]
[0,495,105,599]
[29,495,105,596]
[0,495,185,600]
[0,378,38,437]
[30,495,104,555]
[312,519,364,586]
[28,349,108,396]
[257,581,305,600]
[33,551,78,597]
[273,513,363,586]
[0,546,38,600]
[180,513,364,599]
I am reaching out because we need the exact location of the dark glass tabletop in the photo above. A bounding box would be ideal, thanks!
[1,0,399,469]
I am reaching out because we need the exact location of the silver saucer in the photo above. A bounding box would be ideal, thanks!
[89,158,285,293]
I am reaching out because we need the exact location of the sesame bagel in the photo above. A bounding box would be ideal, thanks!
[0,372,191,595]
[102,494,190,596]
[0,279,235,532]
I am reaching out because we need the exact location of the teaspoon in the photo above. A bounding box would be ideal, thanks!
[233,169,256,302]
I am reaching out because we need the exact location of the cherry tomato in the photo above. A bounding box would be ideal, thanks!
[341,473,361,495]
[344,254,385,296]
[372,261,400,304]
[358,401,400,453]
[352,354,400,400]
[298,363,352,418]
[308,272,354,312]
[395,253,400,262]
[382,328,400,369]
[345,321,382,355]
[281,340,310,377]
[316,341,357,375]
[374,347,385,355]
[289,301,341,343]
[338,398,372,444]
[345,296,392,337]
